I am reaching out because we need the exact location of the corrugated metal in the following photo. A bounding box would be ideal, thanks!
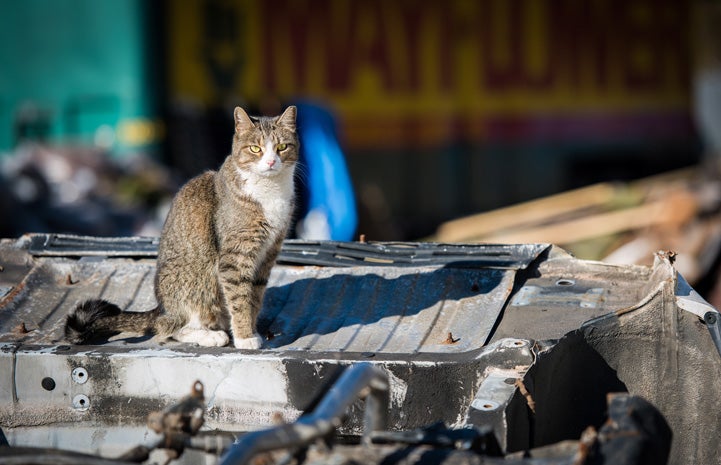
[0,234,544,353]
[262,265,514,353]
[0,255,515,354]
[4,235,721,465]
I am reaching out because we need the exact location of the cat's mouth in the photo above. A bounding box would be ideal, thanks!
[257,164,282,176]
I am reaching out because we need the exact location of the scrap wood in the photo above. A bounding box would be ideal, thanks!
[604,215,721,283]
[436,182,619,242]
[432,167,721,285]
[434,168,700,245]
[480,188,698,245]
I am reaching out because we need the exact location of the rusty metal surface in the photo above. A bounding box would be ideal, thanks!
[1,236,524,354]
[262,265,514,353]
[0,257,514,354]
[1,235,719,465]
[0,235,652,353]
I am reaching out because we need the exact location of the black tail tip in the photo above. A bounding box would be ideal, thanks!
[65,299,122,344]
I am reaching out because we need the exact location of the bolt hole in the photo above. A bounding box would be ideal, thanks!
[483,404,493,409]
[514,341,524,346]
[41,377,56,391]
[72,394,90,410]
[72,367,89,384]
[556,279,575,286]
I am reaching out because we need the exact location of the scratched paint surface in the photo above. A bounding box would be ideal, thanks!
[0,256,512,354]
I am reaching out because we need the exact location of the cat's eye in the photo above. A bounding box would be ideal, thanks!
[249,145,261,154]
[276,143,288,152]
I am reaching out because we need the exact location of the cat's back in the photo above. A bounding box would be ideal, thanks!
[160,171,218,252]
[172,170,217,213]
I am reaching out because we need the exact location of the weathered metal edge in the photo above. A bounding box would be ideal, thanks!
[24,233,550,270]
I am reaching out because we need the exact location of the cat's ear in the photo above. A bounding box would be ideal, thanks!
[276,106,297,131]
[234,107,255,133]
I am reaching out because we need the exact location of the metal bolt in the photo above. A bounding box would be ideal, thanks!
[72,367,88,384]
[72,395,90,410]
[705,312,718,325]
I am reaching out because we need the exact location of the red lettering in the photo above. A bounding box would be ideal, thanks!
[256,0,689,104]
[396,0,423,92]
[481,0,553,90]
[327,1,394,92]
[551,0,613,90]
[261,0,327,92]
[622,0,689,90]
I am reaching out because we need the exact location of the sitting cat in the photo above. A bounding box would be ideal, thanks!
[65,106,298,349]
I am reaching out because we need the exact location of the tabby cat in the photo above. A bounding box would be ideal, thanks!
[65,106,298,349]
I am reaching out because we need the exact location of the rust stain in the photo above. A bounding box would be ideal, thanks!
[0,280,26,309]
[442,332,460,344]
[657,250,677,265]
[572,426,598,465]
[514,378,536,414]
[271,411,285,425]
[13,322,30,335]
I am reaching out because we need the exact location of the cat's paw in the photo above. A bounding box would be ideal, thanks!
[233,333,263,350]
[200,330,230,347]
[176,328,230,347]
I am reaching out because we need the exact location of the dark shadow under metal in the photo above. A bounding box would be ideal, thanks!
[219,362,389,465]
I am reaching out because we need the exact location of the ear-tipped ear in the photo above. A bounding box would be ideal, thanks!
[234,107,255,132]
[276,106,297,130]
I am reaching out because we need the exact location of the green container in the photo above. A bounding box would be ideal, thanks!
[0,0,161,157]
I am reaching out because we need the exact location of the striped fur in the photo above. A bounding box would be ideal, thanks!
[65,107,298,348]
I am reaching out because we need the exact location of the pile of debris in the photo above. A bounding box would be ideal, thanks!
[0,143,177,238]
[434,166,721,297]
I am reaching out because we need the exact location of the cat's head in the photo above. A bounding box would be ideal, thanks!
[231,106,299,177]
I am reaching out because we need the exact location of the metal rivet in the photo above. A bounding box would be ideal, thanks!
[471,399,499,411]
[72,367,88,384]
[73,394,90,410]
[41,377,56,391]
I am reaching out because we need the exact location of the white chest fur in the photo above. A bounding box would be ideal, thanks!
[238,167,295,233]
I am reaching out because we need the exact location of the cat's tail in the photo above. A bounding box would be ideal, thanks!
[65,299,163,344]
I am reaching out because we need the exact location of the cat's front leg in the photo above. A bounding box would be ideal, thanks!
[217,245,265,349]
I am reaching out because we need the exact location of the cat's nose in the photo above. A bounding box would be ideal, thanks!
[267,159,276,168]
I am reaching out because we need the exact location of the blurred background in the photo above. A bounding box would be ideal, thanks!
[2,0,721,293]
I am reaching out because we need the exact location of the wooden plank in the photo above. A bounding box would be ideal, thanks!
[480,189,698,245]
[435,183,619,242]
[434,168,698,243]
